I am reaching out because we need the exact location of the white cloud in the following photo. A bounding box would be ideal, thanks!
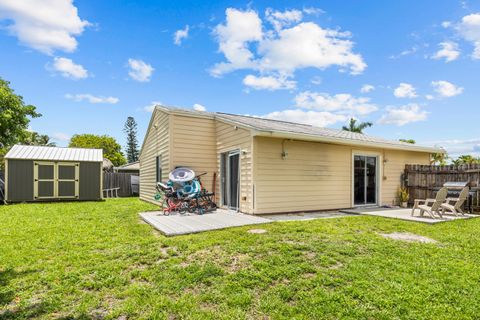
[456,13,480,59]
[422,138,480,158]
[193,103,206,111]
[65,93,119,104]
[295,91,378,115]
[426,94,434,100]
[49,57,88,79]
[265,8,303,31]
[389,46,419,59]
[52,132,70,142]
[0,0,89,54]
[432,41,460,62]
[264,109,347,127]
[431,80,464,97]
[243,74,296,90]
[174,25,189,45]
[258,22,366,75]
[442,21,452,28]
[211,8,263,76]
[210,7,366,83]
[144,101,162,112]
[360,84,375,93]
[302,7,324,15]
[127,58,154,82]
[378,104,428,126]
[394,83,417,98]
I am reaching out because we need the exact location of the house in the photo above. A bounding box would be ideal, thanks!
[114,161,140,175]
[139,105,443,214]
[4,145,103,202]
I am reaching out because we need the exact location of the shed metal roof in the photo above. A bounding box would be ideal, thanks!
[5,145,103,162]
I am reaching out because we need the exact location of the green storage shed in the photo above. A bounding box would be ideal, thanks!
[4,145,103,202]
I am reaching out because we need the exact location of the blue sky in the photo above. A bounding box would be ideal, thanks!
[1,0,479,158]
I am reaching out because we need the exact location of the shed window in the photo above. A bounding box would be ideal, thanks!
[156,155,162,183]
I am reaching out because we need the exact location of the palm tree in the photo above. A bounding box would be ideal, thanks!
[342,118,372,133]
[24,132,56,147]
[399,139,416,144]
[431,152,448,165]
[453,155,480,165]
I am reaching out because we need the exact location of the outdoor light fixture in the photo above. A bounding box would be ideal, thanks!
[281,139,292,160]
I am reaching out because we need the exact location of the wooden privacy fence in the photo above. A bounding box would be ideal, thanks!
[103,172,139,197]
[404,164,480,210]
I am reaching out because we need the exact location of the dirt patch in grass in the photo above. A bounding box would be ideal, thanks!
[180,246,251,273]
[282,240,306,246]
[328,261,344,269]
[379,232,437,244]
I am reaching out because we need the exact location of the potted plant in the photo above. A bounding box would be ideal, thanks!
[398,187,409,208]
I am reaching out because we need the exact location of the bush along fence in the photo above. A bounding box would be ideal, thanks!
[404,164,480,211]
[103,172,139,197]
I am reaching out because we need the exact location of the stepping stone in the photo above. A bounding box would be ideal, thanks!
[248,229,267,234]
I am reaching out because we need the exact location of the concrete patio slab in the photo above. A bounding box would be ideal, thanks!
[341,207,479,224]
[140,209,272,236]
[261,211,354,221]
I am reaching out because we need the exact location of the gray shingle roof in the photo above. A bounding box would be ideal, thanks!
[156,105,443,153]
[216,112,431,148]
[114,161,140,170]
[5,145,103,162]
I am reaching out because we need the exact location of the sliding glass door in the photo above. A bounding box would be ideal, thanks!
[220,150,240,210]
[354,155,377,206]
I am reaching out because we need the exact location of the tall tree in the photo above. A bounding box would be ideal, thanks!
[123,116,140,163]
[23,132,56,147]
[342,118,373,133]
[69,134,127,166]
[452,155,480,165]
[0,78,41,168]
[431,152,448,166]
[399,139,416,144]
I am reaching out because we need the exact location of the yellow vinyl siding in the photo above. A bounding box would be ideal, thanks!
[139,109,170,204]
[381,150,430,205]
[170,114,217,193]
[253,137,351,213]
[253,137,431,214]
[216,120,253,213]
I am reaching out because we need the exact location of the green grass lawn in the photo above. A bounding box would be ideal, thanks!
[1,199,480,319]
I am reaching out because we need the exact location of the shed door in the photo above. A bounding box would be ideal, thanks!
[57,162,79,198]
[34,162,56,199]
[34,162,79,199]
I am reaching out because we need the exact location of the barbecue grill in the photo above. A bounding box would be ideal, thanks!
[437,181,477,213]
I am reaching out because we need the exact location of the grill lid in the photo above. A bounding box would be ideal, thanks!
[443,181,469,188]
